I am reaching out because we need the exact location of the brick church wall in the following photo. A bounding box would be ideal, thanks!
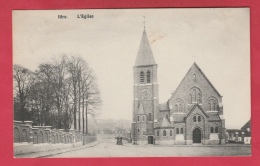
[169,64,222,115]
[154,128,175,145]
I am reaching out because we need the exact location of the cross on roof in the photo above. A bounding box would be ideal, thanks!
[142,16,146,29]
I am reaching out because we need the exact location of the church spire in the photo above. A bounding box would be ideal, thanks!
[134,25,156,66]
[143,16,146,29]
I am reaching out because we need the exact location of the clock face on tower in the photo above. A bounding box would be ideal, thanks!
[141,88,151,99]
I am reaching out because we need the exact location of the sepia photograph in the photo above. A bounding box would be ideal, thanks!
[12,8,251,157]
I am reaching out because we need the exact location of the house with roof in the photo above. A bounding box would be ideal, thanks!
[226,119,251,144]
[131,27,226,145]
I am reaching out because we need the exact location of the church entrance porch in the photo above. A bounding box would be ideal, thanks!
[192,128,202,144]
[148,136,154,144]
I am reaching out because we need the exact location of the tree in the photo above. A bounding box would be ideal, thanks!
[13,54,102,132]
[82,70,102,134]
[51,55,69,129]
[13,65,34,121]
[66,55,102,132]
[66,56,81,130]
[34,63,56,126]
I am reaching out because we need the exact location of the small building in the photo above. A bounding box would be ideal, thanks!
[226,119,251,144]
[241,119,251,144]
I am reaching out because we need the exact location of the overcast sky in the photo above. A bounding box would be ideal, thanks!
[13,8,250,129]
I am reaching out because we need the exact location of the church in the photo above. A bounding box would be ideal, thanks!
[131,28,226,145]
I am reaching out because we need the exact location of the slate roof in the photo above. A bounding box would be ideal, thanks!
[160,117,172,128]
[243,130,251,137]
[226,129,251,137]
[155,116,173,129]
[208,114,221,121]
[169,104,208,123]
[159,102,169,111]
[134,29,156,66]
[171,115,185,122]
[186,104,209,118]
[241,119,251,131]
[226,129,241,136]
[241,119,251,137]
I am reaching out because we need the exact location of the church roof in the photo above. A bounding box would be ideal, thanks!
[134,29,156,66]
[157,116,173,129]
[171,115,185,122]
[136,102,145,114]
[208,114,221,121]
[159,102,169,111]
[186,104,209,118]
[172,62,222,97]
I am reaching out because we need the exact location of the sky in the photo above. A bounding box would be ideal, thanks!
[13,8,250,129]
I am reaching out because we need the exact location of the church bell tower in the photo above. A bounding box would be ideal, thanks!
[131,27,159,145]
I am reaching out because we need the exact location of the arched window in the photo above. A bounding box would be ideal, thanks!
[190,94,192,104]
[213,103,216,111]
[137,116,139,122]
[179,103,182,112]
[143,115,145,122]
[163,130,166,136]
[137,129,140,132]
[198,116,201,122]
[147,71,151,83]
[193,89,196,102]
[170,130,172,136]
[180,128,183,134]
[157,130,159,136]
[210,127,214,133]
[208,103,211,111]
[175,104,178,112]
[198,93,201,103]
[208,98,218,111]
[148,113,152,121]
[140,71,144,84]
[176,128,179,134]
[193,116,196,122]
[215,127,218,133]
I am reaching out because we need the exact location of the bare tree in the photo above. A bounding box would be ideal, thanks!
[13,54,102,132]
[66,56,81,130]
[13,65,34,121]
[51,55,69,129]
[34,63,55,126]
[82,70,102,135]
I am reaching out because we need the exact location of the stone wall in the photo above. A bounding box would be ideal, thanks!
[14,120,96,145]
